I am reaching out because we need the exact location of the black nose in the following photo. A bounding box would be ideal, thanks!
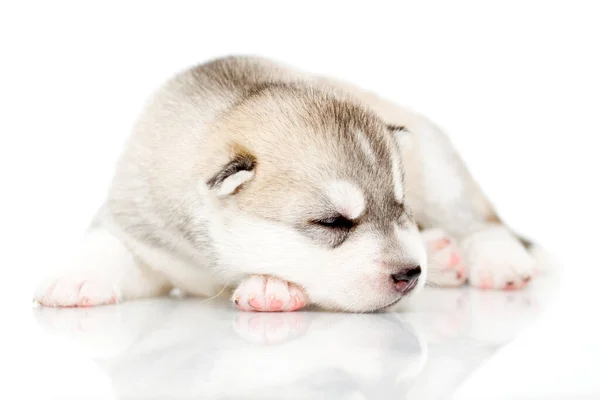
[391,266,421,293]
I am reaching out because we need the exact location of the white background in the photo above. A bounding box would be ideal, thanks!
[1,1,599,399]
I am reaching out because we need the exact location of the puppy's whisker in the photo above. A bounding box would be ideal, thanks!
[195,281,231,306]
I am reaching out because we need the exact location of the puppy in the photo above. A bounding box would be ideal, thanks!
[34,56,550,312]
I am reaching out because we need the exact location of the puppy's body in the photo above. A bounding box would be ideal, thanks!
[35,56,547,312]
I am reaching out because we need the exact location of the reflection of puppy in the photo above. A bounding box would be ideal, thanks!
[400,276,555,343]
[397,276,556,400]
[34,56,552,312]
[35,299,428,400]
[34,276,552,400]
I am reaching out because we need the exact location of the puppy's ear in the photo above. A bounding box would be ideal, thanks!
[206,153,256,197]
[387,124,413,150]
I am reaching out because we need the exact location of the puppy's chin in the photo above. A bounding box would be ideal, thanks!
[309,282,424,313]
[320,298,403,313]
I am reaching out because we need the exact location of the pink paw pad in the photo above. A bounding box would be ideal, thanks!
[504,275,531,290]
[268,298,284,311]
[36,279,118,308]
[232,276,308,312]
[288,297,305,311]
[448,252,461,267]
[477,275,532,291]
[478,276,494,290]
[247,298,263,310]
[433,237,452,250]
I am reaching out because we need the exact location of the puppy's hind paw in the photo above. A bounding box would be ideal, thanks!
[461,226,534,291]
[421,228,467,288]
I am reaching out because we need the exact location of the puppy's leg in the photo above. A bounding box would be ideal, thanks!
[231,275,308,312]
[34,225,172,307]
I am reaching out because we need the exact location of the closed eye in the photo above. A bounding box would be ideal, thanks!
[314,215,355,230]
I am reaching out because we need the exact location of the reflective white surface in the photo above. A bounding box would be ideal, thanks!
[32,276,562,400]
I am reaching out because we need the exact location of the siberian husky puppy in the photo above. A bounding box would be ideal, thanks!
[34,56,549,312]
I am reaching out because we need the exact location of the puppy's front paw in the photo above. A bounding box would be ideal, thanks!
[421,228,467,288]
[461,226,534,290]
[232,275,308,312]
[34,275,119,307]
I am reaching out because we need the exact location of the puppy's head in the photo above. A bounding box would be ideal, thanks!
[203,85,426,312]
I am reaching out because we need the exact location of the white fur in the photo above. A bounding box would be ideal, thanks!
[529,243,560,274]
[390,149,404,202]
[34,227,170,307]
[216,170,254,197]
[403,116,478,237]
[124,236,222,298]
[324,180,366,219]
[391,127,411,145]
[354,129,377,164]
[461,225,535,289]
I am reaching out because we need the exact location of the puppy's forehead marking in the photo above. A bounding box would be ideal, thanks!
[324,180,365,219]
[354,129,377,164]
[389,147,404,202]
